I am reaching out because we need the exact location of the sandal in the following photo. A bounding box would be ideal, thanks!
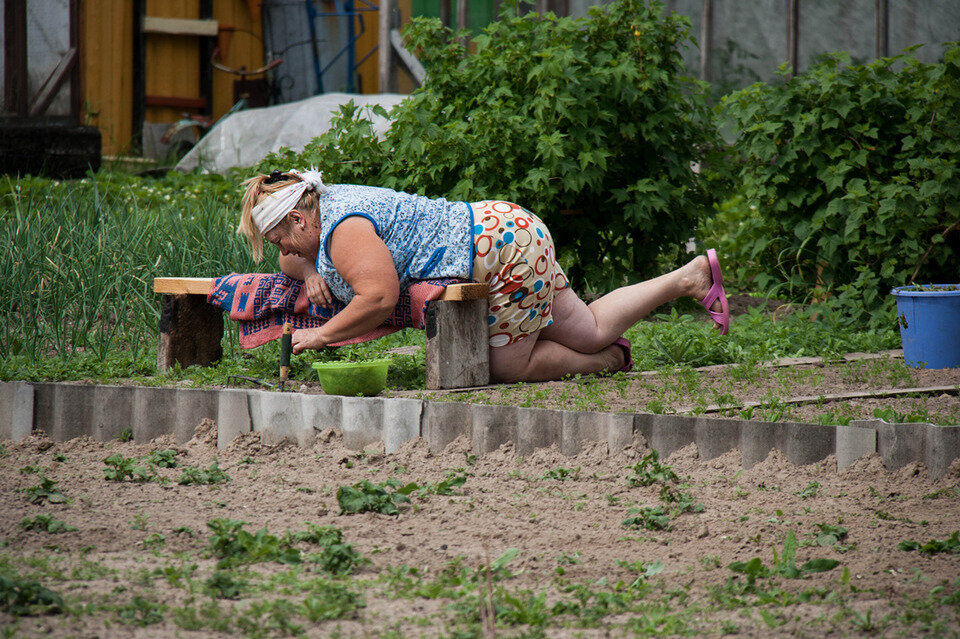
[612,337,634,373]
[699,248,730,335]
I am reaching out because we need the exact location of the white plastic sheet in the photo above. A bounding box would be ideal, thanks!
[175,92,407,175]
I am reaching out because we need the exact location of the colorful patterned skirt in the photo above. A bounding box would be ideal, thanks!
[470,201,569,347]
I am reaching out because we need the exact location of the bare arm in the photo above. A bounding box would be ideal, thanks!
[291,217,399,353]
[279,253,333,308]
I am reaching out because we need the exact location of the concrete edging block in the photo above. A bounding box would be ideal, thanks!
[472,404,517,455]
[133,386,179,443]
[648,414,696,459]
[382,398,423,454]
[837,422,878,469]
[560,410,607,456]
[421,401,472,453]
[0,382,34,441]
[250,390,306,446]
[694,416,741,460]
[301,394,342,446]
[633,413,653,449]
[741,420,783,469]
[607,412,635,454]
[175,388,219,443]
[341,397,384,450]
[217,389,252,449]
[877,420,927,471]
[49,384,96,441]
[925,424,960,479]
[516,408,562,456]
[12,381,960,476]
[781,421,836,466]
[92,385,135,442]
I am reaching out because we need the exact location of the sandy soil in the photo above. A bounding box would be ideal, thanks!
[2,417,959,637]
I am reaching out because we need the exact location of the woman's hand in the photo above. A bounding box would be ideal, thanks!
[304,272,333,308]
[292,327,328,354]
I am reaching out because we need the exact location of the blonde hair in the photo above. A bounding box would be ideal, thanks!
[238,173,322,261]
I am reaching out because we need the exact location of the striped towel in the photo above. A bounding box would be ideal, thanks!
[207,272,462,349]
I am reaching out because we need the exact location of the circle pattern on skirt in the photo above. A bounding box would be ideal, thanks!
[470,201,569,347]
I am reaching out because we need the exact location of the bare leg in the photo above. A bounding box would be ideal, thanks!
[541,254,722,353]
[489,254,723,383]
[488,331,624,384]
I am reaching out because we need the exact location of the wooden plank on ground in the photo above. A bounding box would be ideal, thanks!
[681,385,959,415]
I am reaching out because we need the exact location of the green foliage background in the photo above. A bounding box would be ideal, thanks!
[262,0,722,291]
[709,43,960,323]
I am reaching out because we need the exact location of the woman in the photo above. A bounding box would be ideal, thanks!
[238,169,729,383]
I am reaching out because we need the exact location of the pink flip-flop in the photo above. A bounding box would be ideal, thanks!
[699,248,730,336]
[613,337,634,373]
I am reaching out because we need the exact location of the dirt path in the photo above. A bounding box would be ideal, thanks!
[2,418,958,637]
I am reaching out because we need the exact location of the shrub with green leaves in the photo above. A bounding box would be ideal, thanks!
[898,530,960,555]
[177,462,230,486]
[336,479,412,515]
[206,519,301,567]
[716,43,960,323]
[21,474,69,504]
[20,514,77,534]
[262,0,721,290]
[103,453,154,482]
[0,573,63,616]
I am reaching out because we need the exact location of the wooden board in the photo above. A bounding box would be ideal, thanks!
[143,17,219,37]
[153,278,488,301]
[154,277,214,295]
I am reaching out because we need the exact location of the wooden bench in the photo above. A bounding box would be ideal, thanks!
[153,278,489,390]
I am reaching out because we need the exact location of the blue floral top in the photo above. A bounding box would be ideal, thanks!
[313,185,474,302]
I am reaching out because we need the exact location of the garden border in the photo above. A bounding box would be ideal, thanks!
[1,380,957,478]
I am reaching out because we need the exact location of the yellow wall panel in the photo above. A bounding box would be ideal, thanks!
[82,0,134,155]
[82,0,263,155]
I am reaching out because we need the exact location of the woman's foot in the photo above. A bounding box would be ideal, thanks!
[678,251,730,334]
[678,255,719,312]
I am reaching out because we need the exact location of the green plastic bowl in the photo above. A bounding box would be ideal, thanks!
[311,358,391,396]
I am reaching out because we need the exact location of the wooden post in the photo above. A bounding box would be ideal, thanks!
[425,299,490,389]
[699,0,713,83]
[457,0,468,31]
[157,294,224,372]
[875,0,889,59]
[786,0,799,77]
[440,0,451,28]
[3,0,28,116]
[379,0,396,92]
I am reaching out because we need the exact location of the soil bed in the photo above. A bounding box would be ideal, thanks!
[388,355,960,426]
[2,419,959,637]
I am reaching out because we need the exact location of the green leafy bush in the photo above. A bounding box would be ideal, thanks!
[206,519,301,567]
[20,514,77,534]
[336,479,411,515]
[262,0,721,290]
[716,43,960,322]
[0,573,63,615]
[177,461,230,486]
[103,453,154,482]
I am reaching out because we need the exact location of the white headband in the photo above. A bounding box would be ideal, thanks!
[251,168,327,234]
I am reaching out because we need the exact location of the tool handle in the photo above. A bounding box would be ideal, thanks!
[280,322,292,380]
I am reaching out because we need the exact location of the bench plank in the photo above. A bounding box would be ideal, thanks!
[154,277,488,301]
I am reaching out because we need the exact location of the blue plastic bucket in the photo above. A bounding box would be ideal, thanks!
[891,285,960,369]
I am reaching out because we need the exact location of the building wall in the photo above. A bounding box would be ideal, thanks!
[82,0,264,155]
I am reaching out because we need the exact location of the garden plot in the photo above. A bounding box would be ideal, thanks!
[1,418,958,637]
[382,355,960,427]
